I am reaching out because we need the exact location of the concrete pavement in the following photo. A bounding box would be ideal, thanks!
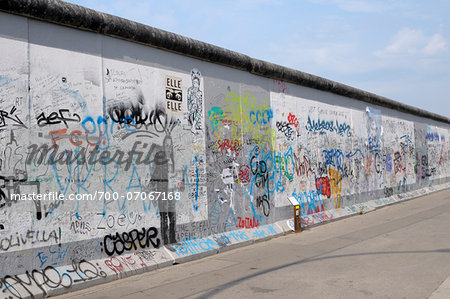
[55,188,450,299]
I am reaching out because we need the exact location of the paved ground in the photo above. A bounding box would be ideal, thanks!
[56,188,450,299]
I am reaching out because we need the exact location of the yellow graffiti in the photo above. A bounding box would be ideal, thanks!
[226,91,276,148]
[328,168,342,209]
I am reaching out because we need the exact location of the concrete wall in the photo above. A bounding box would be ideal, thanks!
[1,1,450,297]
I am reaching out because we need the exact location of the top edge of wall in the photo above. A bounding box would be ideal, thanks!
[1,0,449,125]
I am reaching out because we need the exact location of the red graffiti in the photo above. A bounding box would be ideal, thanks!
[311,204,324,215]
[315,176,331,198]
[104,254,147,274]
[221,119,239,127]
[215,138,241,156]
[287,112,300,134]
[294,153,315,177]
[394,151,403,174]
[301,217,315,227]
[312,212,333,223]
[236,216,259,229]
[274,80,288,94]
[238,165,250,185]
[364,155,374,175]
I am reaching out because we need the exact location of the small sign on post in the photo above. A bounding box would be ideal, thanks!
[288,197,302,233]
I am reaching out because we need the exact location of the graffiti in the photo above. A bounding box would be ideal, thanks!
[216,91,276,145]
[287,112,300,135]
[255,194,270,217]
[0,106,27,129]
[396,176,407,193]
[394,151,403,174]
[70,216,92,235]
[292,189,324,215]
[236,216,259,229]
[249,107,273,125]
[208,196,223,227]
[150,135,177,245]
[104,253,148,274]
[35,244,70,268]
[416,154,434,179]
[102,227,160,256]
[323,149,344,170]
[276,121,296,141]
[248,145,294,193]
[167,226,278,257]
[1,17,450,298]
[425,131,440,142]
[182,160,200,213]
[36,109,81,127]
[108,104,178,133]
[373,152,382,174]
[385,153,392,172]
[208,106,224,133]
[96,212,143,230]
[366,107,382,146]
[384,187,394,197]
[328,169,342,208]
[187,68,203,132]
[315,176,331,198]
[311,211,334,224]
[0,171,40,212]
[107,96,144,125]
[168,237,220,256]
[340,162,353,180]
[0,260,107,298]
[238,165,250,185]
[274,80,288,94]
[346,149,364,159]
[400,134,413,147]
[165,75,183,112]
[215,138,241,157]
[0,228,61,252]
[364,154,374,176]
[305,116,351,136]
[213,234,231,247]
[250,153,269,190]
[293,154,315,178]
[251,224,277,239]
[368,136,380,152]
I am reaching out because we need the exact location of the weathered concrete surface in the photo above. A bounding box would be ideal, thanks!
[430,275,450,299]
[1,0,449,123]
[55,188,450,299]
[1,2,450,297]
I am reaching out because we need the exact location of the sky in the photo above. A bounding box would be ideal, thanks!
[64,0,450,118]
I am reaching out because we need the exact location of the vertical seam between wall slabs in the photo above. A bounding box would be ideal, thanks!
[100,34,106,119]
[27,16,31,134]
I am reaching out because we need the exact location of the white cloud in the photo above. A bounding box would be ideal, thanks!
[308,0,393,13]
[423,33,447,55]
[375,28,448,58]
[267,40,381,77]
[375,28,425,56]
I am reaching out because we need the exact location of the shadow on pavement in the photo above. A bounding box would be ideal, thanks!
[196,248,450,298]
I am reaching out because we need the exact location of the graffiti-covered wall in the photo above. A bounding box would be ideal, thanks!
[1,2,450,298]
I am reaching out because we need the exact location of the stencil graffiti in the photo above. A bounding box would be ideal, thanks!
[187,68,203,132]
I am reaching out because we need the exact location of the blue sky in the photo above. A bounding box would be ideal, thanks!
[64,0,450,118]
